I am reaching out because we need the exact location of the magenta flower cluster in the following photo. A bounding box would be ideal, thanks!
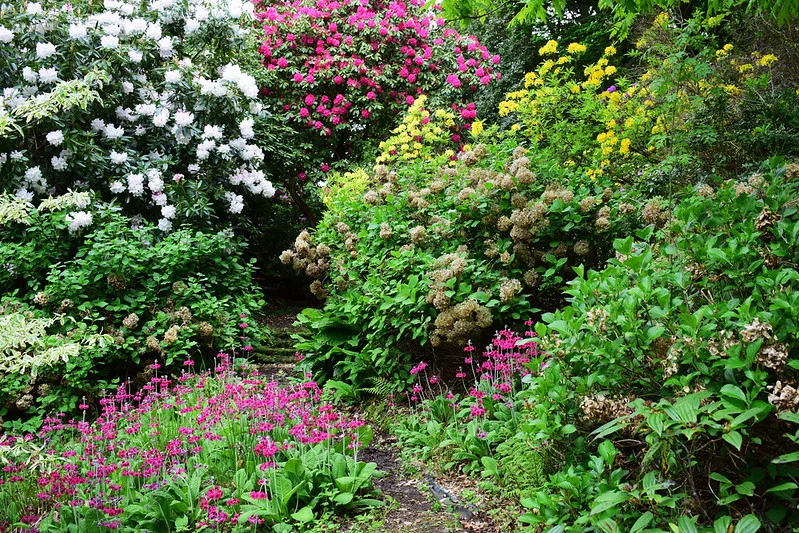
[254,0,499,143]
[0,353,370,531]
[409,325,542,418]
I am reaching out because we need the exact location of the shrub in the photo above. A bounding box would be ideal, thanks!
[285,131,639,389]
[524,159,799,529]
[0,191,265,431]
[499,14,799,192]
[0,0,283,231]
[252,0,501,212]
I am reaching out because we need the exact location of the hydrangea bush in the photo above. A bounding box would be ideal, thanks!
[0,0,278,230]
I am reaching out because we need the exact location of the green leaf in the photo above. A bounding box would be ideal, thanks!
[765,482,798,494]
[631,512,653,533]
[590,490,630,515]
[720,384,746,403]
[712,517,732,533]
[722,430,743,451]
[733,515,761,533]
[334,491,354,505]
[291,506,314,523]
[678,515,699,533]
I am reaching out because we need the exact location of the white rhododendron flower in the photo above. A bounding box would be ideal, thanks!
[104,123,125,139]
[65,211,93,233]
[46,130,64,146]
[68,23,88,39]
[127,173,145,196]
[164,70,181,83]
[110,150,128,164]
[0,26,14,43]
[100,35,120,49]
[36,43,57,59]
[0,0,275,232]
[173,110,194,127]
[128,49,143,63]
[38,67,59,84]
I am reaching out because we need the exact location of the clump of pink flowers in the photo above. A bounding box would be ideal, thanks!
[0,352,375,531]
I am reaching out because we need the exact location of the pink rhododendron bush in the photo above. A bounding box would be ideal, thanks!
[253,0,501,208]
[0,353,380,531]
[0,0,278,229]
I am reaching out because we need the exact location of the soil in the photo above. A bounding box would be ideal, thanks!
[355,430,501,533]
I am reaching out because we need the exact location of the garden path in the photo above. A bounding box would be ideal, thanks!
[259,310,501,533]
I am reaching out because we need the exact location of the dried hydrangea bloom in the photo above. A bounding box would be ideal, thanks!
[579,196,596,212]
[336,222,350,233]
[409,225,426,243]
[279,249,295,264]
[768,381,799,412]
[573,240,590,256]
[379,222,392,240]
[696,183,715,198]
[499,279,522,303]
[309,280,327,300]
[175,306,192,324]
[163,325,180,344]
[523,269,539,287]
[363,190,380,205]
[122,313,140,329]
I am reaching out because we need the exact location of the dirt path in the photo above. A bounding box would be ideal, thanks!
[259,309,501,533]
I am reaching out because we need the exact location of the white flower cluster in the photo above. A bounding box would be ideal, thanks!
[0,0,275,232]
[64,210,93,233]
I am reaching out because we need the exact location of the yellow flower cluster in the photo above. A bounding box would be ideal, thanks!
[322,168,370,208]
[376,95,456,164]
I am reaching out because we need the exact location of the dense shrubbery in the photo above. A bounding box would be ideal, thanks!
[283,131,639,389]
[285,11,799,392]
[0,0,288,230]
[251,0,500,219]
[395,162,799,530]
[0,192,264,431]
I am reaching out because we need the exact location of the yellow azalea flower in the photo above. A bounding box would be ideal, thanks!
[605,65,617,76]
[570,85,581,94]
[557,56,570,65]
[567,42,587,54]
[510,124,521,132]
[654,12,669,26]
[738,63,754,73]
[624,118,635,128]
[471,120,484,137]
[604,46,617,56]
[724,85,742,96]
[606,119,617,128]
[759,54,778,67]
[539,40,558,55]
[619,138,631,154]
[724,43,734,51]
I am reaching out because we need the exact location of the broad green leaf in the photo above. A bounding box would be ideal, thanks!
[733,514,761,533]
[631,512,654,533]
[291,506,314,523]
